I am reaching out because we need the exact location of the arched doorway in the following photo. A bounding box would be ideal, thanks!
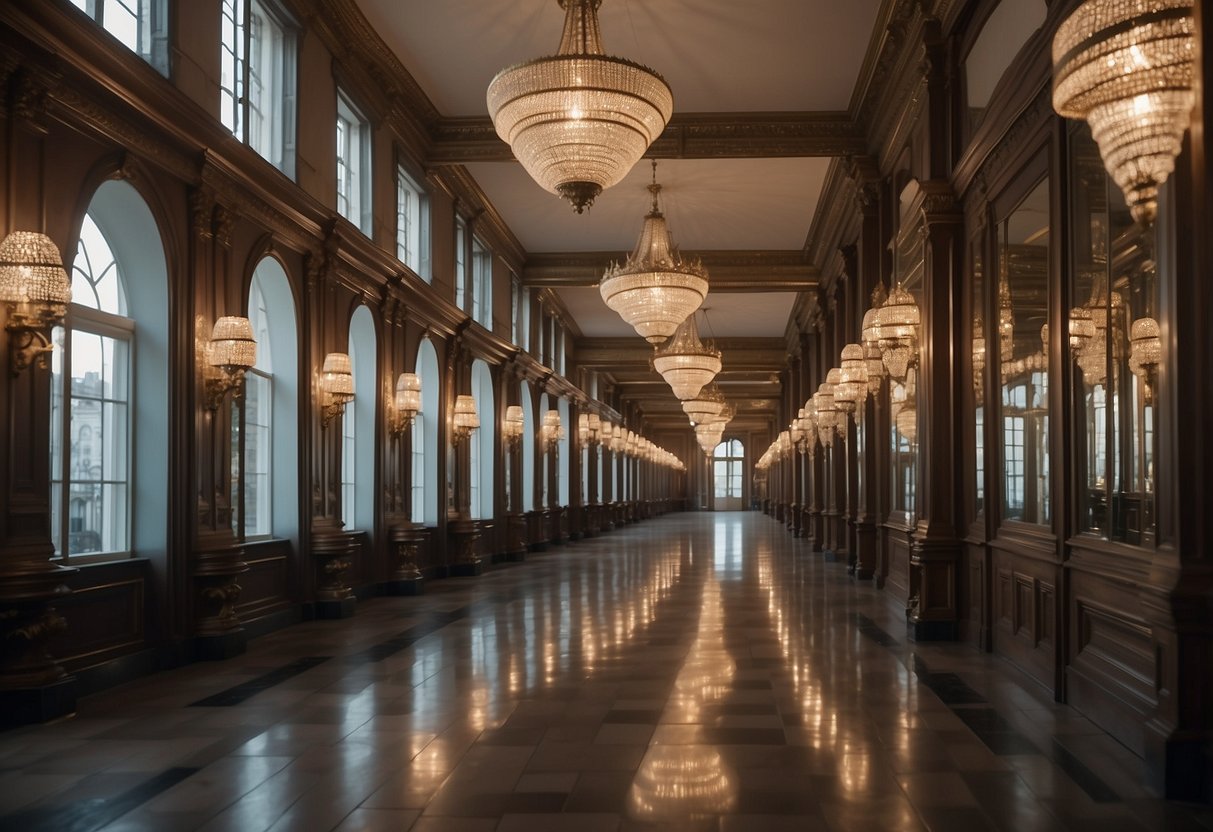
[712,439,745,511]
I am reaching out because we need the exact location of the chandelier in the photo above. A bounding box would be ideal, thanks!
[682,383,726,426]
[1052,0,1196,226]
[834,343,869,421]
[601,161,709,343]
[876,283,920,381]
[1069,275,1126,386]
[653,312,721,401]
[486,0,674,213]
[1128,315,1161,377]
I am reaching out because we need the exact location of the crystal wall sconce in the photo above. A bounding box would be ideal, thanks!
[203,316,257,410]
[0,231,71,376]
[318,352,355,429]
[541,409,565,450]
[502,404,524,450]
[388,372,421,437]
[452,394,479,442]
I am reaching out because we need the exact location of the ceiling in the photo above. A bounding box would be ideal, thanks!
[352,0,888,432]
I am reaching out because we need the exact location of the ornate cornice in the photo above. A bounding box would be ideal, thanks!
[523,250,817,292]
[429,111,866,164]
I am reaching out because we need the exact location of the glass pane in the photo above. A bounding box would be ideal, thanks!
[998,177,1050,524]
[971,240,985,517]
[1068,125,1157,542]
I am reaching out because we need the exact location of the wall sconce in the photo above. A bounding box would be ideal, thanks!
[452,394,479,442]
[318,352,355,429]
[541,409,564,450]
[502,404,524,449]
[577,413,589,446]
[1053,0,1195,226]
[0,231,72,376]
[389,372,421,437]
[203,316,257,410]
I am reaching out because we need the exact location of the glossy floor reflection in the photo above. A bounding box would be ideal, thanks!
[1,512,1210,831]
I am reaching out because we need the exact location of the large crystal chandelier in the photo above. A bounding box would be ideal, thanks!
[486,0,674,213]
[682,383,726,426]
[1052,0,1196,225]
[600,161,709,344]
[653,312,721,401]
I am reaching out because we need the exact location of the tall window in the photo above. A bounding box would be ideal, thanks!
[557,398,570,506]
[51,215,133,558]
[511,277,523,346]
[344,306,376,531]
[68,0,169,75]
[521,381,535,513]
[472,239,492,328]
[396,164,430,280]
[470,361,495,520]
[238,258,298,543]
[415,339,440,525]
[336,91,371,234]
[713,440,744,501]
[454,217,468,311]
[220,0,297,177]
[242,274,273,537]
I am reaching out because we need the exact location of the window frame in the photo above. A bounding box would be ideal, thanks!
[336,89,372,234]
[69,0,170,76]
[395,160,431,281]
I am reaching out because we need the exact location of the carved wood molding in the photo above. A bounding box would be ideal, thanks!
[523,250,817,292]
[429,112,867,163]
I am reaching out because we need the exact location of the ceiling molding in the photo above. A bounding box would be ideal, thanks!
[523,251,818,292]
[428,112,867,164]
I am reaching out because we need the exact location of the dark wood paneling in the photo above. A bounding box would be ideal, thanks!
[991,542,1058,691]
[49,572,146,671]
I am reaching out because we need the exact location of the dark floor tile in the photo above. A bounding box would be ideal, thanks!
[0,767,198,832]
[189,657,330,707]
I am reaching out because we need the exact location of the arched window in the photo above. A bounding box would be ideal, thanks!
[557,397,570,506]
[713,439,745,510]
[241,257,298,541]
[470,360,495,519]
[52,181,168,560]
[343,306,376,531]
[521,380,534,513]
[414,338,440,525]
[539,392,549,505]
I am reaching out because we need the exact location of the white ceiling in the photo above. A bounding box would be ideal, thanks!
[466,157,830,253]
[356,0,883,117]
[558,288,799,339]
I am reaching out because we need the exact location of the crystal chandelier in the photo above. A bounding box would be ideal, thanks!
[1069,275,1126,386]
[653,312,721,401]
[1053,0,1196,225]
[834,343,869,421]
[600,161,709,344]
[682,383,726,426]
[972,314,986,398]
[1128,315,1161,378]
[486,0,674,213]
[877,284,920,381]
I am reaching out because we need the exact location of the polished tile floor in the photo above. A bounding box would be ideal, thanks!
[1,512,1210,831]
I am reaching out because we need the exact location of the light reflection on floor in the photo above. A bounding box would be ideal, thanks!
[0,512,1201,831]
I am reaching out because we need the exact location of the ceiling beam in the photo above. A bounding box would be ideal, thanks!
[525,251,817,292]
[428,112,867,164]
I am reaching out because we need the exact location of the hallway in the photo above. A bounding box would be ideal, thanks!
[0,513,1205,832]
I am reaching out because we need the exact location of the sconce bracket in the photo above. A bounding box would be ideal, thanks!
[204,368,246,411]
[6,317,55,376]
